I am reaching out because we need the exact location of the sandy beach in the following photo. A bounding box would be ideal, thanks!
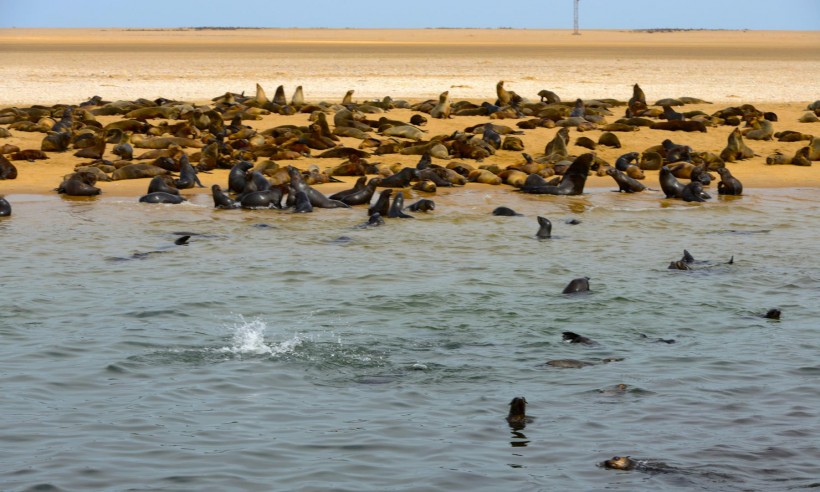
[1,28,819,195]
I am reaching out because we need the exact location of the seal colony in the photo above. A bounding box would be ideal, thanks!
[1,82,818,211]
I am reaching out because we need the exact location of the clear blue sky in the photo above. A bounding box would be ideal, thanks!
[1,0,818,30]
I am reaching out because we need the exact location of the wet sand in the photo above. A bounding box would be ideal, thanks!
[1,28,819,195]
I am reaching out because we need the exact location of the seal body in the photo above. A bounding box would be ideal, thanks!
[536,216,552,239]
[139,192,185,204]
[562,277,590,294]
[0,197,11,216]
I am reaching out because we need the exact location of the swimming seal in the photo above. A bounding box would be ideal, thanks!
[602,456,637,471]
[762,308,781,320]
[139,192,186,204]
[406,199,435,212]
[562,277,590,294]
[492,206,522,216]
[506,396,531,429]
[536,216,552,239]
[562,331,595,345]
[0,196,11,216]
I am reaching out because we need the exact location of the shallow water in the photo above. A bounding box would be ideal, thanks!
[1,187,818,491]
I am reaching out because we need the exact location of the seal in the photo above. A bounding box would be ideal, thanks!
[139,192,186,204]
[329,176,367,200]
[147,175,180,196]
[287,166,349,209]
[407,199,435,212]
[388,192,413,218]
[716,167,742,196]
[607,168,646,193]
[174,154,205,189]
[430,91,451,119]
[492,206,522,216]
[536,216,552,239]
[562,277,590,294]
[506,396,530,429]
[368,189,393,216]
[293,190,313,213]
[0,155,18,180]
[378,167,418,188]
[762,308,781,320]
[0,196,11,217]
[212,184,239,209]
[340,177,381,206]
[520,153,592,195]
[241,189,283,209]
[602,456,637,471]
[57,172,101,196]
[659,166,686,199]
[228,161,254,194]
[562,331,596,345]
[357,212,385,228]
[681,181,710,202]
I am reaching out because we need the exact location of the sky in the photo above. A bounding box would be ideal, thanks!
[1,0,818,30]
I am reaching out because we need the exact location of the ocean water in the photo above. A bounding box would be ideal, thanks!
[1,186,818,491]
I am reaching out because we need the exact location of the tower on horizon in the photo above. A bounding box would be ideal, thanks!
[573,0,580,35]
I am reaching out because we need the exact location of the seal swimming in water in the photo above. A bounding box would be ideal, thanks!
[139,192,186,204]
[562,277,590,294]
[536,216,552,239]
[406,199,435,212]
[0,196,11,216]
[506,397,530,429]
[562,331,596,345]
[492,206,522,216]
[681,181,710,202]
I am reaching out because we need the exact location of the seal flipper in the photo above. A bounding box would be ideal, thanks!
[174,235,191,246]
[388,192,413,218]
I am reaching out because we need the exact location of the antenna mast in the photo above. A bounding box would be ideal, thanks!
[573,0,580,35]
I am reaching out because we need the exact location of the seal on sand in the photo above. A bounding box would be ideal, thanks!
[681,181,710,202]
[0,155,18,180]
[57,172,101,196]
[430,91,451,119]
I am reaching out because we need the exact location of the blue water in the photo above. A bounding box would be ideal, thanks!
[1,187,818,491]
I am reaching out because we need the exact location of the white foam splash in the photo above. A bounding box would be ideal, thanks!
[217,316,303,356]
